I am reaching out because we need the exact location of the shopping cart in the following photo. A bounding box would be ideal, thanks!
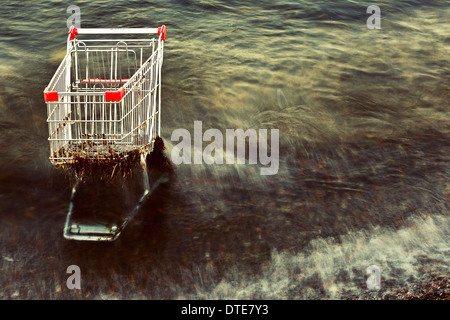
[44,25,167,241]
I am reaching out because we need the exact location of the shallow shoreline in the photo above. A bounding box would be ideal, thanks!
[342,275,449,300]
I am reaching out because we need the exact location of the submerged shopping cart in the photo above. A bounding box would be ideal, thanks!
[44,25,166,241]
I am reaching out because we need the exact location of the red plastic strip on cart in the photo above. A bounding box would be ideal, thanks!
[44,87,58,102]
[82,79,130,83]
[68,26,78,40]
[158,25,166,41]
[105,87,125,101]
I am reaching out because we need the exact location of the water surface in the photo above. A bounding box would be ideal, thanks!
[0,0,449,299]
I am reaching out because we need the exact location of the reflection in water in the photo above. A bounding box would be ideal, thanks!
[0,1,449,299]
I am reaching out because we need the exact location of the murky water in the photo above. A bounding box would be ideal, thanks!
[0,0,449,299]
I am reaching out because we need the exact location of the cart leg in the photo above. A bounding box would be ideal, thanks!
[141,152,150,195]
[62,153,167,241]
[63,176,81,239]
[63,174,122,241]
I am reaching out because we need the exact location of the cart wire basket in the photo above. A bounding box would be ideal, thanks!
[44,25,167,241]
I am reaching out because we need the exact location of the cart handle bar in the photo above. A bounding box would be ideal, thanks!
[68,25,166,41]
